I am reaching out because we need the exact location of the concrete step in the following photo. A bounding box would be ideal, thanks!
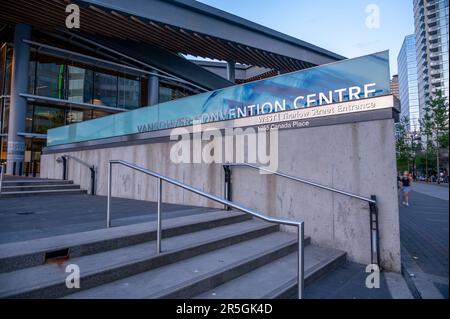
[0,219,280,298]
[0,210,251,272]
[1,180,74,187]
[63,231,310,299]
[0,184,81,192]
[0,189,87,198]
[195,246,346,299]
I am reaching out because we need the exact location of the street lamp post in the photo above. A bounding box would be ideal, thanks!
[407,131,421,180]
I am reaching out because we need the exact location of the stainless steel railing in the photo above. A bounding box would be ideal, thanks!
[224,163,376,203]
[56,155,96,195]
[223,163,381,267]
[107,159,305,299]
[0,162,6,195]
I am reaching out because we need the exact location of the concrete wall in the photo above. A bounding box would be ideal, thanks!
[41,118,401,271]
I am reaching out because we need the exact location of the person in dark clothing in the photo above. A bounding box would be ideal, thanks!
[400,171,412,206]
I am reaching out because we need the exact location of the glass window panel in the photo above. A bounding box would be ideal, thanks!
[2,99,9,134]
[28,60,36,94]
[66,108,92,124]
[33,105,65,133]
[26,104,33,133]
[118,76,140,109]
[67,66,93,103]
[92,110,109,119]
[93,72,117,107]
[1,47,13,96]
[159,82,189,103]
[36,61,65,98]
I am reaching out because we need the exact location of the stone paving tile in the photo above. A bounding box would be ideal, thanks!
[399,191,449,278]
[305,262,392,299]
[433,282,449,299]
[0,194,215,244]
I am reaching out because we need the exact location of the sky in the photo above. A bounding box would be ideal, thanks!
[197,0,415,76]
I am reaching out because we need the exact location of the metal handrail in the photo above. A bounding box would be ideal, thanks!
[56,155,96,195]
[107,159,305,299]
[224,163,376,204]
[0,162,6,195]
[223,163,381,268]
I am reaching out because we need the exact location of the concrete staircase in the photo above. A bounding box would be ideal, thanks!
[0,178,86,198]
[0,210,346,299]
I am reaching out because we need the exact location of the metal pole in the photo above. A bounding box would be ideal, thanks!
[106,162,112,228]
[0,163,4,195]
[223,165,231,210]
[157,178,162,254]
[90,166,96,195]
[298,222,304,299]
[370,195,380,268]
[62,156,67,180]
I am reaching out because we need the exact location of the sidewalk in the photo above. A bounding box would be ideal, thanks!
[0,194,216,244]
[414,182,449,201]
[399,183,449,299]
[304,261,413,299]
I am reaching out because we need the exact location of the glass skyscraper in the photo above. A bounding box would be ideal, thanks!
[413,0,449,119]
[398,34,421,131]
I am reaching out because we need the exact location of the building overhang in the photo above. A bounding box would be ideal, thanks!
[0,0,345,73]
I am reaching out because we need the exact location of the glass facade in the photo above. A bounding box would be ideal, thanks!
[67,66,93,104]
[118,76,141,109]
[0,39,199,171]
[398,34,421,131]
[0,45,12,163]
[159,81,190,103]
[29,53,143,109]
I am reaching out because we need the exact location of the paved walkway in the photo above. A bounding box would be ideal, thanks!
[399,183,449,299]
[0,194,216,244]
[413,182,449,201]
[304,262,412,299]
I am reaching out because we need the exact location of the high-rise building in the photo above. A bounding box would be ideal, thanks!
[390,75,400,99]
[413,0,449,118]
[398,35,421,131]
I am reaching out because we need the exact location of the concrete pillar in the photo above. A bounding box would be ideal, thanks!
[148,71,159,106]
[226,60,235,83]
[7,24,31,174]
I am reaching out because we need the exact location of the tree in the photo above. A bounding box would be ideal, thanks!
[420,103,434,180]
[424,90,449,183]
[395,117,411,172]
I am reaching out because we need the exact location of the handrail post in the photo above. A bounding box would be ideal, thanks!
[156,177,162,254]
[369,195,381,268]
[298,222,304,299]
[223,165,232,210]
[0,163,5,195]
[90,165,96,195]
[62,156,67,180]
[106,162,112,228]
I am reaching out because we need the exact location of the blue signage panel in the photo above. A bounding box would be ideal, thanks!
[47,51,390,146]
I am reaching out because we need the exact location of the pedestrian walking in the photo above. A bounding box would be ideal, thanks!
[400,171,413,206]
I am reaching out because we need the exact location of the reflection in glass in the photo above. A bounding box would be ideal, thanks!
[33,105,65,133]
[26,104,33,132]
[92,110,109,119]
[93,72,117,107]
[118,76,140,109]
[66,108,92,124]
[67,66,93,103]
[36,62,65,98]
[159,82,188,103]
